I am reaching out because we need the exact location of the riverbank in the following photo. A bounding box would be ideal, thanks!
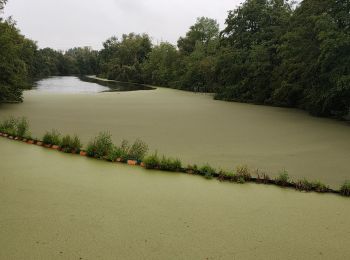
[0,137,349,259]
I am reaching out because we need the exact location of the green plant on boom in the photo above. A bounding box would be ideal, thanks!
[86,132,113,159]
[143,152,160,169]
[295,178,314,191]
[340,181,350,197]
[106,139,131,162]
[0,117,17,136]
[16,117,29,137]
[60,134,82,153]
[235,165,251,182]
[43,129,61,145]
[128,138,149,161]
[0,116,31,138]
[119,139,130,161]
[217,170,236,181]
[275,170,290,186]
[311,181,329,193]
[106,146,121,162]
[159,156,182,172]
[199,164,216,179]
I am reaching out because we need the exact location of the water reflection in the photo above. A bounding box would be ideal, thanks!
[34,76,154,94]
[79,76,155,92]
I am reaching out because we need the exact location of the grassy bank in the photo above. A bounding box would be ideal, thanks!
[0,116,349,197]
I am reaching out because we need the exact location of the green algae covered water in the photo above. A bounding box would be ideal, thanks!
[0,77,349,188]
[0,137,349,259]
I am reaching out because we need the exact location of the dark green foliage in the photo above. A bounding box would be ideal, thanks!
[199,164,216,179]
[0,18,36,103]
[86,132,113,158]
[143,152,160,169]
[216,0,350,117]
[43,129,61,145]
[159,156,182,172]
[340,181,350,196]
[275,170,290,186]
[98,33,152,83]
[60,134,82,153]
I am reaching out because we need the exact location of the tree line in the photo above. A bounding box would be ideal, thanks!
[1,0,349,117]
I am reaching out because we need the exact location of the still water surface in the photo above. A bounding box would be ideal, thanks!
[0,76,349,188]
[35,76,110,93]
[0,137,349,259]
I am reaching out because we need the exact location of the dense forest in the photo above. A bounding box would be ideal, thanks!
[0,0,349,117]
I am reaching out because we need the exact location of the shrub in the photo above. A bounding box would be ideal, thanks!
[143,152,160,169]
[128,138,148,161]
[295,178,314,191]
[105,140,130,162]
[71,135,82,150]
[0,116,31,138]
[16,117,29,137]
[236,165,251,181]
[218,170,236,181]
[61,134,82,153]
[0,117,17,136]
[159,156,182,172]
[86,132,113,158]
[340,181,350,196]
[199,164,216,179]
[106,146,119,162]
[275,170,290,186]
[312,181,329,193]
[43,129,61,145]
[119,139,130,160]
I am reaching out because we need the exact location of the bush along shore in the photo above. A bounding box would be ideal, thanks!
[0,116,349,197]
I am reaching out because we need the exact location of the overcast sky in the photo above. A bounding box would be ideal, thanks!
[3,0,242,50]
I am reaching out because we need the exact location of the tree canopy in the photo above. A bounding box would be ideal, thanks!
[1,0,349,118]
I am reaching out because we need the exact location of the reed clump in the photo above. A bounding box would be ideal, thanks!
[0,116,31,138]
[340,181,350,197]
[61,134,82,153]
[43,129,61,146]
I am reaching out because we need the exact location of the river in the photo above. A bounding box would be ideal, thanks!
[0,76,349,188]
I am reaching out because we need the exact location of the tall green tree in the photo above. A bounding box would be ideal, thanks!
[177,17,220,55]
[216,0,293,103]
[99,33,152,82]
[276,0,350,116]
[0,0,38,103]
[142,42,181,86]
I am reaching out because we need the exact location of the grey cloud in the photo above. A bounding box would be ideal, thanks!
[4,0,240,50]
